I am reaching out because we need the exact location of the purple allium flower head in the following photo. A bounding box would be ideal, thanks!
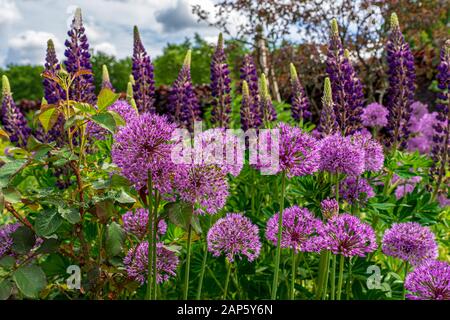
[87,100,138,140]
[289,63,311,122]
[382,222,438,266]
[174,164,229,215]
[393,175,422,199]
[1,76,31,147]
[317,77,338,137]
[0,223,20,257]
[326,20,364,134]
[257,122,319,177]
[407,135,431,154]
[405,260,450,300]
[321,198,339,220]
[210,34,231,128]
[123,241,179,284]
[431,40,450,188]
[410,101,428,121]
[122,208,167,239]
[239,55,261,130]
[361,103,389,127]
[101,65,114,91]
[64,8,96,104]
[318,133,365,176]
[168,50,201,131]
[111,112,177,196]
[437,193,450,208]
[207,213,261,262]
[132,26,155,113]
[312,214,377,257]
[259,74,277,126]
[338,176,375,205]
[193,128,244,177]
[349,131,384,172]
[385,13,416,149]
[265,206,323,253]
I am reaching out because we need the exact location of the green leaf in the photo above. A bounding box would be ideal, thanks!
[106,222,125,257]
[35,210,63,237]
[58,206,81,224]
[95,200,114,224]
[115,190,136,204]
[64,115,86,130]
[13,265,47,298]
[0,256,15,269]
[0,159,27,188]
[74,102,96,114]
[0,280,13,300]
[165,202,193,231]
[38,106,59,133]
[91,112,117,134]
[3,187,21,203]
[97,88,119,111]
[108,110,125,127]
[11,226,35,254]
[36,238,60,254]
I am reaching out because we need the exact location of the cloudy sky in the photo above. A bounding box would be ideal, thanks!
[0,0,236,67]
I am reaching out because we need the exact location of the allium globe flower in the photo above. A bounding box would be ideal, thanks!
[0,223,20,257]
[410,101,429,122]
[122,208,167,239]
[318,133,365,176]
[256,123,320,177]
[193,128,244,177]
[407,136,431,154]
[405,260,450,300]
[320,198,339,220]
[265,206,323,253]
[111,112,177,195]
[393,175,422,200]
[349,132,384,172]
[312,214,377,257]
[207,213,261,262]
[87,100,138,140]
[338,176,375,205]
[361,103,389,128]
[124,241,179,284]
[174,163,229,215]
[382,222,438,266]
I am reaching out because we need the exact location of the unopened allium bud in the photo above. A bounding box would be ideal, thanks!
[321,198,339,219]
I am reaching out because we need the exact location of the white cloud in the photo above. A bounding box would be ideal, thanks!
[94,42,117,56]
[0,0,21,25]
[5,30,62,65]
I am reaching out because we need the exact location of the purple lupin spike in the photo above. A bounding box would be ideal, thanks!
[385,13,416,149]
[210,33,231,128]
[132,26,155,113]
[317,77,338,137]
[326,19,364,134]
[101,64,114,91]
[240,80,255,131]
[240,54,261,129]
[1,75,31,147]
[168,50,201,131]
[289,63,311,124]
[259,74,277,126]
[64,8,96,105]
[431,40,450,194]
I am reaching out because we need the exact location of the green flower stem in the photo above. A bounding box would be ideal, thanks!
[403,261,409,300]
[346,258,353,299]
[330,255,336,300]
[183,208,194,300]
[337,255,345,300]
[223,260,232,299]
[146,172,154,300]
[152,191,160,299]
[290,250,297,300]
[321,251,331,300]
[196,217,210,300]
[271,171,286,299]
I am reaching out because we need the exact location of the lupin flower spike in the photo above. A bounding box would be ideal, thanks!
[317,77,338,136]
[101,65,114,91]
[289,63,311,123]
[259,73,277,125]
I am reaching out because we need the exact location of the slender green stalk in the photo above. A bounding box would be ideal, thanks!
[290,250,297,300]
[271,171,286,299]
[321,251,331,300]
[403,261,409,300]
[196,239,208,300]
[330,255,336,300]
[183,209,194,300]
[152,192,160,299]
[146,172,154,300]
[223,261,232,299]
[316,252,327,298]
[337,255,345,300]
[346,258,353,300]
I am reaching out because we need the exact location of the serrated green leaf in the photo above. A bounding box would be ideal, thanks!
[38,106,59,133]
[3,187,21,203]
[58,206,81,224]
[106,222,124,257]
[115,190,136,204]
[0,159,27,188]
[35,210,63,237]
[97,88,119,111]
[0,280,13,300]
[91,113,116,134]
[11,226,35,255]
[13,265,47,298]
